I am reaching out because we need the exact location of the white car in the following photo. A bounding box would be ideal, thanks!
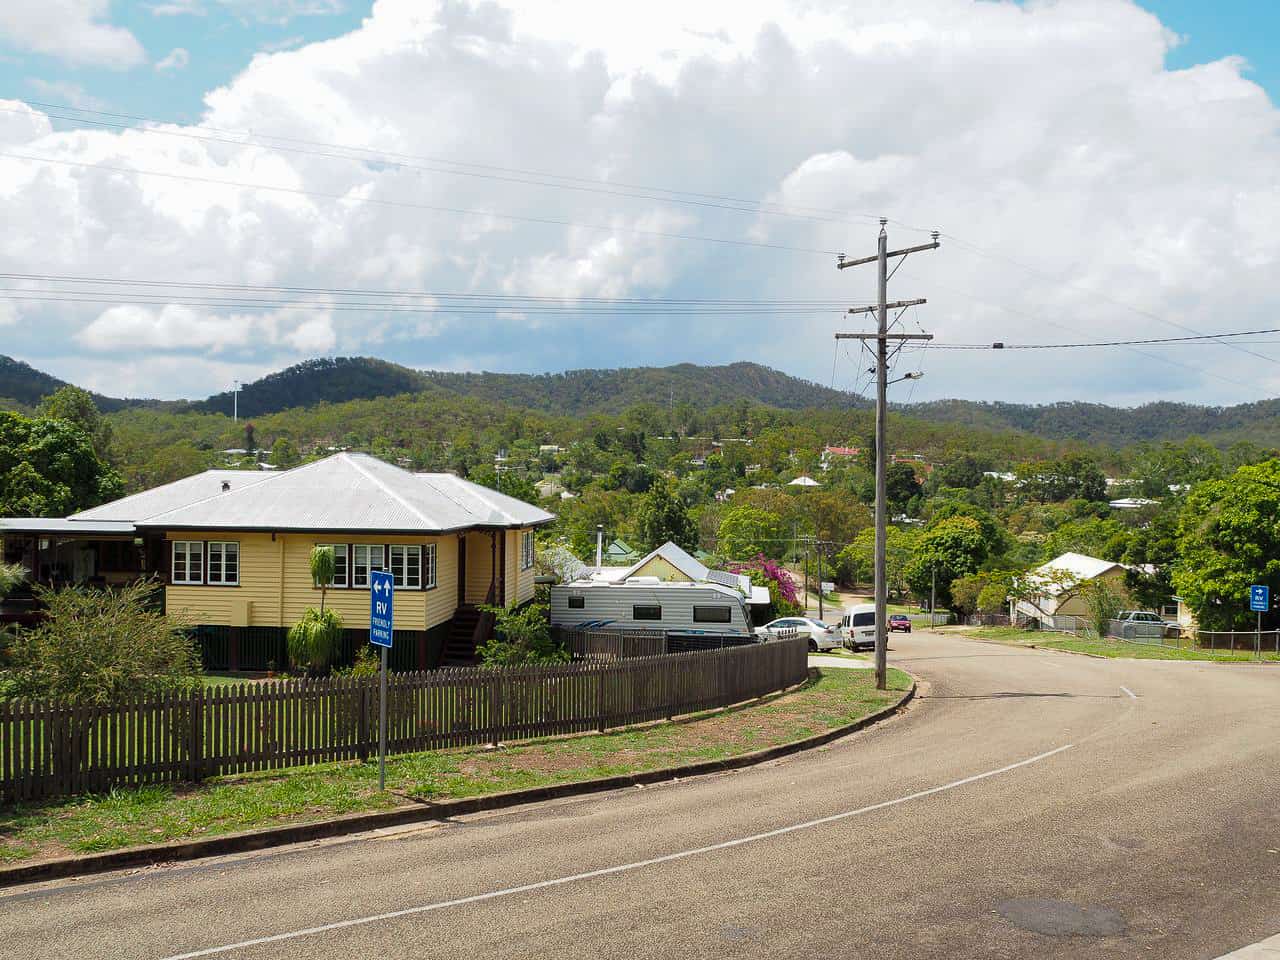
[839,604,877,651]
[757,617,842,652]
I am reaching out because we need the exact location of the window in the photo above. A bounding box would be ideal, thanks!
[851,612,876,627]
[389,544,422,589]
[568,595,585,609]
[693,605,732,623]
[633,605,662,621]
[207,541,239,586]
[520,530,535,570]
[316,544,348,588]
[172,541,203,585]
[423,543,436,589]
[353,544,385,588]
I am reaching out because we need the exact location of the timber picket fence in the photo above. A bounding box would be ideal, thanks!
[0,637,807,804]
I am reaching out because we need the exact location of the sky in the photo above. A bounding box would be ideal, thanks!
[0,0,1278,408]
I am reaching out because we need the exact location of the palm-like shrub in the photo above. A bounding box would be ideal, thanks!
[309,546,336,612]
[0,561,26,598]
[287,608,344,676]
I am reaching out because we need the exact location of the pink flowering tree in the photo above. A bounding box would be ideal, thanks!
[730,554,803,617]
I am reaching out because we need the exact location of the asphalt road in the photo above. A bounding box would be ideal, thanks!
[5,631,1280,960]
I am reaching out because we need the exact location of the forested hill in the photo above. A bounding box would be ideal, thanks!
[192,357,854,419]
[5,351,1280,446]
[905,399,1280,447]
[0,355,143,413]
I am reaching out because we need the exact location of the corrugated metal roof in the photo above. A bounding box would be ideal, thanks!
[0,518,136,535]
[71,470,271,521]
[134,453,554,533]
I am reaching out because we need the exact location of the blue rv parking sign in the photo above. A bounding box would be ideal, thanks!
[1250,584,1269,614]
[370,569,394,647]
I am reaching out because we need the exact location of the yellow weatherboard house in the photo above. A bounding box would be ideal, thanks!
[0,453,554,670]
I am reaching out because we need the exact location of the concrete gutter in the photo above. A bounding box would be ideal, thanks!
[0,672,915,890]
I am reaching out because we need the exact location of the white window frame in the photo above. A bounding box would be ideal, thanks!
[352,543,386,588]
[172,541,203,585]
[207,541,240,586]
[316,543,349,588]
[423,543,437,589]
[389,544,423,590]
[520,530,535,570]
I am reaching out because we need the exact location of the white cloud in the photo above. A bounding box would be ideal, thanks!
[23,79,111,112]
[147,0,205,15]
[155,47,190,73]
[2,0,1280,404]
[0,0,145,68]
[0,302,18,328]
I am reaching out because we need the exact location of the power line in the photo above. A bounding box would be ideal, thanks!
[16,100,954,238]
[925,327,1280,349]
[0,151,842,257]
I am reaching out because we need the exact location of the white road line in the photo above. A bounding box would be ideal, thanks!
[1121,686,1138,699]
[159,744,1075,960]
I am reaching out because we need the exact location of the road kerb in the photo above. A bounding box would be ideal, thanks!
[0,675,917,889]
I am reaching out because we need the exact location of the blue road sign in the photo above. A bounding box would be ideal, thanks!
[369,569,394,648]
[1249,584,1269,613]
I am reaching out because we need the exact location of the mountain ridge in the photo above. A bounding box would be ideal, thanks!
[2,353,1276,447]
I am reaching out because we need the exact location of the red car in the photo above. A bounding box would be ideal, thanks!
[888,614,912,633]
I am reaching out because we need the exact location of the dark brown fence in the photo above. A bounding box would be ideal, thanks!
[0,637,807,804]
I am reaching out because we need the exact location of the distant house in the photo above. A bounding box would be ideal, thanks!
[1109,497,1159,510]
[821,446,861,470]
[1013,552,1129,624]
[788,475,821,488]
[535,476,566,499]
[1,453,554,667]
[604,539,642,564]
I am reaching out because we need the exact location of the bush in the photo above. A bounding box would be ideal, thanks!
[0,561,26,598]
[337,644,380,678]
[2,581,198,703]
[477,602,567,666]
[287,607,344,676]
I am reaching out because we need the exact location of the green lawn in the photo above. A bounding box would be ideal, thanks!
[955,627,1280,662]
[0,666,912,865]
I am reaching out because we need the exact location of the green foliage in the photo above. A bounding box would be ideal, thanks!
[1172,459,1280,630]
[976,581,1009,614]
[1,582,199,703]
[1079,577,1126,636]
[270,437,300,469]
[717,505,787,560]
[934,455,988,489]
[337,645,380,678]
[832,526,917,596]
[477,602,567,665]
[0,561,26,598]
[308,546,336,612]
[904,516,989,608]
[0,411,122,515]
[37,386,113,459]
[633,479,697,551]
[287,608,344,675]
[1016,454,1107,502]
[885,462,922,512]
[1043,517,1131,561]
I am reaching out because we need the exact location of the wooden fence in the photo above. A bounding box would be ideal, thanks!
[0,637,807,804]
[562,628,790,660]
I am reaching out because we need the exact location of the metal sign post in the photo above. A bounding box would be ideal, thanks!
[369,569,395,790]
[1249,585,1268,662]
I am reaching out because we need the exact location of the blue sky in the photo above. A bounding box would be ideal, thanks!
[0,1,1278,406]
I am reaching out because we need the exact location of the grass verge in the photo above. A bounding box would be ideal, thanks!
[0,666,912,865]
[952,626,1280,662]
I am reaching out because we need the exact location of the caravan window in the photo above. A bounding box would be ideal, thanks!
[633,605,662,621]
[568,596,585,609]
[693,605,732,623]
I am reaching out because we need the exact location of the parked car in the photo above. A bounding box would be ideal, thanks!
[888,614,912,633]
[756,617,841,652]
[839,603,877,650]
[1113,609,1179,639]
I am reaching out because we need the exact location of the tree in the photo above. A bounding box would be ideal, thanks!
[0,561,27,598]
[2,582,198,703]
[936,455,987,490]
[1016,455,1107,502]
[0,411,122,515]
[1043,517,1131,561]
[885,462,922,512]
[1172,459,1280,630]
[1079,577,1126,636]
[634,480,697,551]
[477,602,567,665]
[271,437,300,469]
[833,526,917,596]
[287,608,344,675]
[37,386,112,459]
[717,505,787,560]
[904,516,988,608]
